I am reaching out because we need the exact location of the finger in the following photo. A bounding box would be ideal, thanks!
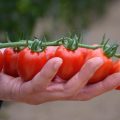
[46,83,64,92]
[41,57,104,101]
[46,76,65,92]
[76,73,120,101]
[0,72,14,80]
[64,57,104,95]
[21,57,62,94]
[54,76,66,83]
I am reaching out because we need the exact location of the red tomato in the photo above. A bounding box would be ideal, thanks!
[111,60,120,90]
[45,46,57,60]
[79,48,89,59]
[3,48,19,77]
[0,51,3,72]
[18,48,47,81]
[112,61,120,73]
[55,45,84,80]
[86,48,113,84]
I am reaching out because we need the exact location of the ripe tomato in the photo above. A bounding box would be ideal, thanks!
[112,60,120,73]
[111,60,120,90]
[0,51,3,72]
[55,45,84,80]
[18,48,47,81]
[86,48,113,84]
[3,48,19,77]
[79,48,89,59]
[45,46,57,60]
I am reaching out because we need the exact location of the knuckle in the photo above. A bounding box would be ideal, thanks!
[85,60,95,69]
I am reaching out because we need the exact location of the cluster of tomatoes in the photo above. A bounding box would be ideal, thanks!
[0,45,120,89]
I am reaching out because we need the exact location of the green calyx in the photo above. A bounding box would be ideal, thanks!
[62,35,80,50]
[104,44,119,58]
[100,35,119,58]
[30,38,46,52]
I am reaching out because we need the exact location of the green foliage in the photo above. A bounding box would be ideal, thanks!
[0,0,52,35]
[59,0,109,30]
[0,0,110,36]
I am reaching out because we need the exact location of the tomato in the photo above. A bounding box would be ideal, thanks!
[45,46,57,60]
[0,51,3,72]
[18,46,59,81]
[55,45,84,80]
[86,48,113,84]
[3,48,19,77]
[111,60,120,90]
[79,48,89,59]
[18,48,47,81]
[112,61,120,73]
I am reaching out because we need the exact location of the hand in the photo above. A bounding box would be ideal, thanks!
[0,57,119,105]
[47,57,120,101]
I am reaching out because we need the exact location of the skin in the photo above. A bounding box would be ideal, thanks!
[0,57,120,105]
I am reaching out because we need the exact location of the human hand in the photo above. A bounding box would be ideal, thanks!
[0,57,120,105]
[47,57,120,101]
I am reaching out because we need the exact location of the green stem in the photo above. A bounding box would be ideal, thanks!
[78,44,102,49]
[114,54,120,58]
[0,41,31,48]
[0,40,102,49]
[0,40,120,58]
[0,39,64,49]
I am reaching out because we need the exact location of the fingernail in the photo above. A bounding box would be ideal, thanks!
[54,58,63,69]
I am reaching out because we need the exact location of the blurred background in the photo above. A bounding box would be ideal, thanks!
[1,0,120,120]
